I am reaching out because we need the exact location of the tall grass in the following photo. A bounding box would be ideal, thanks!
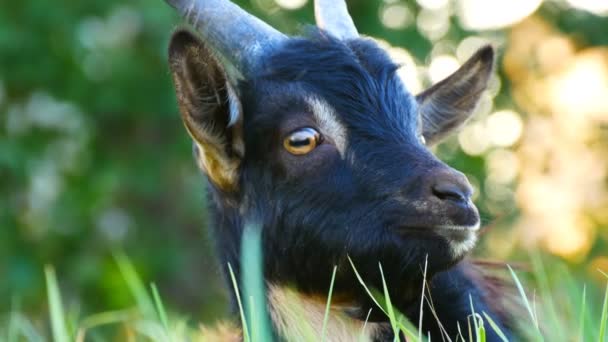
[1,246,607,341]
[240,224,273,342]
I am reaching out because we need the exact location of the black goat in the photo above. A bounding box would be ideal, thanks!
[164,0,512,340]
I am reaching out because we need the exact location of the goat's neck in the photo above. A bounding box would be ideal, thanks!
[267,285,389,342]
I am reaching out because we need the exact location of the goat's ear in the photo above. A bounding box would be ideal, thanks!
[416,46,494,146]
[169,30,244,192]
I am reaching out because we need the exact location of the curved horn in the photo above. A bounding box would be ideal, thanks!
[314,0,358,39]
[165,0,287,76]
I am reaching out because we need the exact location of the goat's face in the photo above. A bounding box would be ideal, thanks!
[169,25,492,307]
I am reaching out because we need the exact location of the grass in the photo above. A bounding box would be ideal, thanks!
[45,266,69,342]
[1,244,607,341]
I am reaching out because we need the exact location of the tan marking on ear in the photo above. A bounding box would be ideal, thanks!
[170,35,243,192]
[175,71,242,192]
[193,141,240,192]
[179,98,239,190]
[307,98,348,157]
[268,285,382,341]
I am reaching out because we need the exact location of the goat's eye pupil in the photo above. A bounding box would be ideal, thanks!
[284,127,321,155]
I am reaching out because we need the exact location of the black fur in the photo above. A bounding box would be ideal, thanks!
[171,30,510,341]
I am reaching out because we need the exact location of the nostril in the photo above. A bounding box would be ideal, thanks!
[432,182,470,203]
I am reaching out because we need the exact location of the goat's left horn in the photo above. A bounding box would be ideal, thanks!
[164,0,287,76]
[314,0,358,40]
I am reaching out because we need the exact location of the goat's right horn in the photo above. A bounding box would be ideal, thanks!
[165,0,287,76]
[314,0,358,40]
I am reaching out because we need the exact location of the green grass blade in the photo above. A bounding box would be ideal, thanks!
[530,252,564,339]
[347,256,386,315]
[228,263,250,342]
[359,308,373,342]
[321,265,338,342]
[397,314,422,342]
[248,295,258,342]
[151,283,171,341]
[599,281,608,342]
[241,223,273,342]
[468,295,480,342]
[457,322,465,342]
[507,265,537,326]
[6,314,44,342]
[579,285,586,341]
[418,256,428,342]
[114,253,155,318]
[348,256,418,341]
[481,312,508,342]
[558,264,596,341]
[468,317,473,342]
[8,297,19,342]
[76,309,137,341]
[378,263,399,341]
[45,266,70,342]
[478,323,486,342]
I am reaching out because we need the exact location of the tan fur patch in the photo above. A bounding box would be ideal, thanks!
[193,140,240,192]
[268,285,381,342]
[170,36,243,192]
[307,98,348,157]
[197,322,241,341]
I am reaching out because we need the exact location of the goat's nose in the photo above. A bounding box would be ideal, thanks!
[431,175,473,205]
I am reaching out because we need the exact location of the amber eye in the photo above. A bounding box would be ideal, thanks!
[283,127,322,155]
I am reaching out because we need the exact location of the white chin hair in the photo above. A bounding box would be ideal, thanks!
[449,233,478,258]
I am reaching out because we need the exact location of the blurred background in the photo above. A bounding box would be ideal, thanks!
[1,0,607,328]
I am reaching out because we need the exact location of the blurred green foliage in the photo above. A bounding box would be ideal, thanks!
[1,0,607,327]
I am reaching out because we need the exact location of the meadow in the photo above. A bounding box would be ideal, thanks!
[1,0,607,340]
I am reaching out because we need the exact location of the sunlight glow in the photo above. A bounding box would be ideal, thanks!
[417,0,449,10]
[456,36,492,62]
[486,149,519,184]
[388,47,423,93]
[274,0,307,10]
[458,122,490,156]
[545,215,593,259]
[550,49,608,121]
[417,8,450,40]
[457,0,542,30]
[428,55,460,83]
[486,110,524,147]
[380,3,414,29]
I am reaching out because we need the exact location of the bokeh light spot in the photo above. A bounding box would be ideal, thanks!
[457,0,542,30]
[486,110,523,147]
[274,0,307,10]
[417,8,450,41]
[486,148,519,184]
[428,55,459,83]
[380,3,414,29]
[417,0,449,10]
[458,121,490,156]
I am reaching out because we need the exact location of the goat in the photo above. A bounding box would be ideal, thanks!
[164,0,512,340]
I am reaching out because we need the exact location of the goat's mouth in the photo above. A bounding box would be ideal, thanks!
[395,223,479,236]
[394,223,479,257]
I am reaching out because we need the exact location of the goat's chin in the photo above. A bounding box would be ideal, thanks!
[446,232,478,260]
[394,224,479,269]
[430,228,479,263]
